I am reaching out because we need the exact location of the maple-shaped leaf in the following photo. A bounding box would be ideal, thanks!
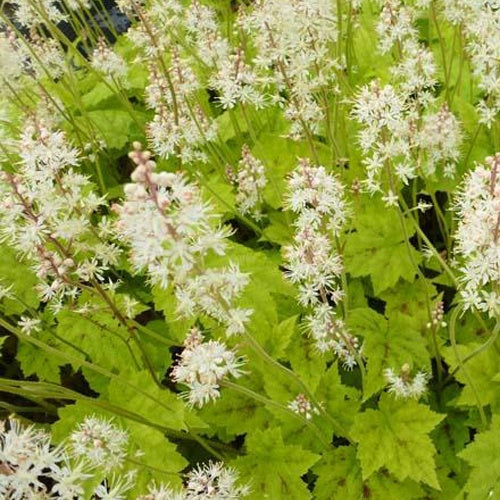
[107,370,190,432]
[0,245,40,315]
[442,343,500,408]
[348,308,430,400]
[380,277,439,334]
[459,415,500,500]
[234,427,319,499]
[200,376,272,441]
[16,328,65,382]
[351,394,445,488]
[344,205,421,294]
[315,363,361,433]
[313,446,423,500]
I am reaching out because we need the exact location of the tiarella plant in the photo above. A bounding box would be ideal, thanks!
[0,0,498,498]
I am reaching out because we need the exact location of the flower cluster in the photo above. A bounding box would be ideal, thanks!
[240,0,339,139]
[69,415,129,472]
[384,364,429,399]
[0,120,118,312]
[91,38,127,80]
[140,461,250,499]
[171,327,245,408]
[228,145,267,219]
[144,53,217,163]
[283,160,360,365]
[184,461,250,498]
[1,416,250,499]
[453,153,500,317]
[442,0,500,127]
[115,143,252,335]
[376,0,417,54]
[123,2,217,163]
[352,79,462,199]
[0,417,64,498]
[0,417,130,499]
[353,0,464,201]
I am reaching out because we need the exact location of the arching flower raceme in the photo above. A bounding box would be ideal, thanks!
[115,143,253,335]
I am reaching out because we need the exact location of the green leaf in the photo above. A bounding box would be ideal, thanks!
[260,211,294,246]
[344,205,421,294]
[202,174,237,216]
[55,307,140,391]
[107,370,188,431]
[16,328,62,382]
[431,409,470,479]
[199,383,271,441]
[315,363,361,433]
[269,315,298,360]
[442,342,500,408]
[459,415,500,500]
[78,109,136,150]
[348,308,430,400]
[81,82,119,110]
[0,245,39,315]
[380,277,439,333]
[234,427,319,499]
[285,332,327,392]
[313,446,423,500]
[351,394,445,488]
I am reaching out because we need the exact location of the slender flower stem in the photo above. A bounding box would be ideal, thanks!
[449,306,487,428]
[242,331,352,441]
[221,380,331,447]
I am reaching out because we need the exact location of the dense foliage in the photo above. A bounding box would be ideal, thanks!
[0,0,498,498]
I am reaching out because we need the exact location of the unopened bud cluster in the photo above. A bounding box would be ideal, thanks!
[427,301,447,330]
[287,394,320,420]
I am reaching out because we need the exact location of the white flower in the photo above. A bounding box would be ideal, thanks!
[116,143,252,334]
[376,1,417,54]
[185,461,250,498]
[17,316,42,335]
[69,416,129,472]
[453,153,500,317]
[94,471,136,500]
[0,418,64,499]
[241,0,338,138]
[50,460,91,499]
[91,38,127,80]
[384,364,429,399]
[231,145,267,218]
[171,328,245,407]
